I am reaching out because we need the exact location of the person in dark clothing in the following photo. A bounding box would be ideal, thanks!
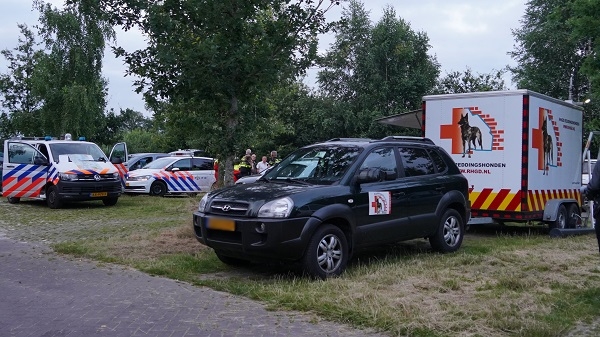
[581,161,600,254]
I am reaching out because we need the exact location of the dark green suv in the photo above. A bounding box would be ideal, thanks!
[193,137,470,279]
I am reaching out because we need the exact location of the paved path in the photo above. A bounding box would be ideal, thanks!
[0,235,387,337]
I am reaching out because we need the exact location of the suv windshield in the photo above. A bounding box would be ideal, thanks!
[263,145,361,184]
[49,143,107,162]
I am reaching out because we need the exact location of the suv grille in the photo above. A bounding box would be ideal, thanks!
[209,201,249,216]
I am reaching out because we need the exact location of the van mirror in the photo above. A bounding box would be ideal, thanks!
[33,156,49,166]
[110,157,123,165]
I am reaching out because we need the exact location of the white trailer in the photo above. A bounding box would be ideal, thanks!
[419,90,586,231]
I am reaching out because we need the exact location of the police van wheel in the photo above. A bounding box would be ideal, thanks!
[150,181,167,196]
[102,197,118,206]
[46,186,63,209]
[7,197,20,204]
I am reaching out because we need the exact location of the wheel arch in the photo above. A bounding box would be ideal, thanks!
[299,204,356,257]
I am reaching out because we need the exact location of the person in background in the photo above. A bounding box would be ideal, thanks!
[238,154,252,178]
[582,161,600,255]
[250,154,257,174]
[268,150,280,167]
[256,155,269,174]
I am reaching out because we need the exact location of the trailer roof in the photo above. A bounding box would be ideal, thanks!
[422,89,584,110]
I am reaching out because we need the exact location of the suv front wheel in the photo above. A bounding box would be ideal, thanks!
[302,224,348,279]
[429,209,464,253]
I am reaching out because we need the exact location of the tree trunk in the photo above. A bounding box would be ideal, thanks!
[222,95,239,186]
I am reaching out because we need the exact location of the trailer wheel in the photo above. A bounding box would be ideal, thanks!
[549,204,568,229]
[566,204,580,229]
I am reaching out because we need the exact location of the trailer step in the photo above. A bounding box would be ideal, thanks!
[549,227,596,238]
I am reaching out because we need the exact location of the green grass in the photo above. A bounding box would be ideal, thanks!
[2,194,600,336]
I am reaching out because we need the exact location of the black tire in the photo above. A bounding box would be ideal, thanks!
[549,204,568,229]
[7,197,20,204]
[102,197,118,206]
[302,224,348,279]
[46,185,63,209]
[429,209,464,253]
[149,181,167,196]
[215,251,250,266]
[566,203,580,229]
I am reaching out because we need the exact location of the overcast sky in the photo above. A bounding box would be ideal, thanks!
[1,0,526,116]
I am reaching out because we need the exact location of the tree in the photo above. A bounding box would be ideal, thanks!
[570,0,600,101]
[433,68,507,94]
[317,2,439,139]
[98,0,339,185]
[509,0,590,101]
[33,0,114,139]
[0,24,44,136]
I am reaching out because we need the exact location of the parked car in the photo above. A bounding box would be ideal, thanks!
[125,153,169,172]
[193,136,470,279]
[582,159,597,186]
[234,166,273,185]
[125,156,216,196]
[169,149,207,157]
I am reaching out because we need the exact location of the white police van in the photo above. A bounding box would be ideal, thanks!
[1,134,128,209]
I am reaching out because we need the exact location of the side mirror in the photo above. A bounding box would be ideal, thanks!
[171,167,180,172]
[33,156,49,166]
[111,157,123,164]
[356,168,384,184]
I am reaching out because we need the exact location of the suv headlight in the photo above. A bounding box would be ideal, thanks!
[258,197,293,218]
[198,194,209,213]
[59,173,78,181]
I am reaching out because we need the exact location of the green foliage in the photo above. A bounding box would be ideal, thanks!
[509,0,589,101]
[317,1,439,139]
[101,0,339,185]
[570,0,600,101]
[433,68,507,94]
[0,24,44,137]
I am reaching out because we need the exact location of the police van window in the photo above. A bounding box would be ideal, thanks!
[38,144,49,160]
[192,158,214,170]
[399,147,435,177]
[8,143,36,164]
[172,158,191,171]
[359,147,397,180]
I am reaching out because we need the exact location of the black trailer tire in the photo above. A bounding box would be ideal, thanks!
[567,203,580,229]
[429,209,464,253]
[302,224,348,279]
[549,204,568,229]
[46,185,63,209]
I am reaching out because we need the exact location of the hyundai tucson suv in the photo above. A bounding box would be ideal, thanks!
[193,136,470,279]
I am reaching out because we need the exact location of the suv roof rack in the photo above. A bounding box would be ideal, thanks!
[378,136,435,145]
[326,137,373,142]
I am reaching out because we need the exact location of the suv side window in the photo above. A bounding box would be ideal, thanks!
[359,147,397,180]
[192,158,214,170]
[398,147,435,177]
[428,149,448,173]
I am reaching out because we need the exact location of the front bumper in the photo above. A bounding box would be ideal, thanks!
[193,212,312,262]
[57,180,121,201]
[124,180,151,194]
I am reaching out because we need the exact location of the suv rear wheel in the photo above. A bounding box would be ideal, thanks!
[429,209,463,253]
[302,224,348,279]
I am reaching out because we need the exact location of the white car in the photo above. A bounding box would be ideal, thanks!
[582,159,597,186]
[125,156,216,196]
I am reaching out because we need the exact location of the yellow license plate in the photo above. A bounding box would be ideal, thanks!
[207,218,235,231]
[125,183,130,186]
[91,192,108,197]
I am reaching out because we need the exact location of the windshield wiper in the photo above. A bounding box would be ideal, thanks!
[283,178,312,185]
